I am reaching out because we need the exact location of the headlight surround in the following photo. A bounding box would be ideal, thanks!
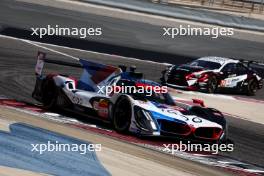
[134,106,158,131]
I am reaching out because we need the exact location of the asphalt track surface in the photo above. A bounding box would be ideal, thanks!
[0,36,264,170]
[1,0,264,100]
[0,0,264,61]
[0,0,264,171]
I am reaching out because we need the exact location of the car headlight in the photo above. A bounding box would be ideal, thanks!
[134,106,157,131]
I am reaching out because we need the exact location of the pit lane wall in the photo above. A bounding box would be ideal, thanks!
[78,0,264,32]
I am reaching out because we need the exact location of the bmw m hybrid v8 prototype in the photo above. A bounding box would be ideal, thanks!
[161,57,263,95]
[33,52,228,143]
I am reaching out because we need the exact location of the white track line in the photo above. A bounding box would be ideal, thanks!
[0,34,262,104]
[0,34,171,66]
[23,40,80,60]
[0,34,79,60]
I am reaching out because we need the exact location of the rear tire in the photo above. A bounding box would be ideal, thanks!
[113,96,132,133]
[246,79,258,96]
[42,79,58,109]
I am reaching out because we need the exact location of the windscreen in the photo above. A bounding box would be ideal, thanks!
[116,79,175,105]
[189,60,221,70]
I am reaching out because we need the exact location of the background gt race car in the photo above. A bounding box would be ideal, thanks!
[161,56,263,95]
[32,52,228,143]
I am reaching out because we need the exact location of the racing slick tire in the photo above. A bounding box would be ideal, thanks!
[112,96,132,133]
[206,76,218,93]
[42,79,58,109]
[246,79,258,96]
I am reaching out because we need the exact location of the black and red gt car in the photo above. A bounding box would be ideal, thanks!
[161,57,263,95]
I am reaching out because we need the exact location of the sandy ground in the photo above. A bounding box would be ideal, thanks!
[0,166,50,176]
[0,106,234,176]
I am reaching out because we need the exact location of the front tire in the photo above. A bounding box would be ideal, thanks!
[113,96,132,133]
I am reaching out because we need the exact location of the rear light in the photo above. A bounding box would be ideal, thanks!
[185,72,206,80]
[198,73,209,81]
[185,73,196,80]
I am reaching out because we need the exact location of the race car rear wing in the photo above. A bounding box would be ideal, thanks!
[34,51,123,91]
[239,59,264,76]
[35,51,139,77]
[238,59,264,68]
[35,51,46,75]
[35,51,82,76]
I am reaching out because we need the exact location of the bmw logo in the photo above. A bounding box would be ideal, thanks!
[192,117,202,123]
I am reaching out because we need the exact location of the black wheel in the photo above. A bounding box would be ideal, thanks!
[160,70,166,85]
[113,96,132,133]
[246,79,258,96]
[42,79,58,109]
[207,76,218,93]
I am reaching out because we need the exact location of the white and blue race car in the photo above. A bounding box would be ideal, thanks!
[33,52,228,143]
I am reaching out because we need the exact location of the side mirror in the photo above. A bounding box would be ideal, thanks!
[192,99,205,107]
[118,65,127,72]
[129,66,136,72]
